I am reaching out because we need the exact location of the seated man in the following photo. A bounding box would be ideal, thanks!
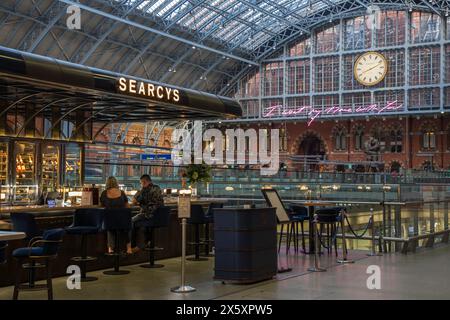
[131,174,164,252]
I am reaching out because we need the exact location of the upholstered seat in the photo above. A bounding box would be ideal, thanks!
[65,226,99,234]
[65,208,104,281]
[12,247,44,258]
[13,228,65,300]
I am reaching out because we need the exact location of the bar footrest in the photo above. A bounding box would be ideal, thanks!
[71,256,97,262]
[143,246,164,252]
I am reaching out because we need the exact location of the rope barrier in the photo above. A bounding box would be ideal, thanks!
[344,214,372,239]
[317,226,338,250]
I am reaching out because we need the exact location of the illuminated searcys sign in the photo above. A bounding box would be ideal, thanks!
[117,77,181,103]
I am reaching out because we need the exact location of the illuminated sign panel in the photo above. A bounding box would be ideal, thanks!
[117,77,181,103]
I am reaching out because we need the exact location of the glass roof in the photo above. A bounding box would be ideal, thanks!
[120,0,333,51]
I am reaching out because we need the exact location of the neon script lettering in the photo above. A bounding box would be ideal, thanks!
[263,101,403,126]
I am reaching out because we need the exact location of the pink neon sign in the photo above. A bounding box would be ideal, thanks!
[263,100,404,126]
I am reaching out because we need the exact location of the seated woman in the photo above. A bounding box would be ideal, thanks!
[100,176,132,254]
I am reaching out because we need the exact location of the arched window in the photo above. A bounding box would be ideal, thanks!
[447,125,450,151]
[389,127,403,153]
[390,161,401,173]
[132,136,141,145]
[333,126,347,151]
[422,160,434,171]
[370,124,387,152]
[354,126,364,151]
[422,129,436,150]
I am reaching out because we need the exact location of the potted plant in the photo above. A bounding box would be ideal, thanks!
[185,163,211,196]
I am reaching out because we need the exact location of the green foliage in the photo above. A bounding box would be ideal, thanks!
[185,163,211,185]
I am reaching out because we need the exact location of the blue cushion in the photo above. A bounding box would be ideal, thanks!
[290,214,308,222]
[12,247,44,257]
[65,226,99,235]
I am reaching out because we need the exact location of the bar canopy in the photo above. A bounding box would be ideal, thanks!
[0,46,242,123]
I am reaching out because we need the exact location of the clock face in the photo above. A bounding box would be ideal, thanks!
[354,52,388,86]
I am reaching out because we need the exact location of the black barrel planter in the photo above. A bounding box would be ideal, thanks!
[214,207,277,284]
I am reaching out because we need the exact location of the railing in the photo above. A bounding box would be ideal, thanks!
[83,161,450,254]
[84,161,450,203]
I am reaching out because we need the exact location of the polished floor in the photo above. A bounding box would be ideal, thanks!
[1,245,450,300]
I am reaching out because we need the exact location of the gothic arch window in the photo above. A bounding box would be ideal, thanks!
[353,125,364,151]
[370,124,387,152]
[333,126,347,151]
[390,161,401,173]
[422,160,434,171]
[132,136,141,145]
[388,125,403,153]
[420,122,436,151]
[447,125,450,151]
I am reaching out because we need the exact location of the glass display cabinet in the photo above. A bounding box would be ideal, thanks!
[64,143,82,187]
[41,144,60,191]
[14,142,38,204]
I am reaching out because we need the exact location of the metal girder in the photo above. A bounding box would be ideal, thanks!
[57,0,258,65]
[239,0,309,34]
[27,2,68,52]
[79,0,146,65]
[44,102,94,138]
[0,5,227,82]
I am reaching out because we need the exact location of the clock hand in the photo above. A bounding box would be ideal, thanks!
[360,62,383,75]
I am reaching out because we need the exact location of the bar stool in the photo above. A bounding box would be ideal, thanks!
[315,207,344,256]
[139,206,170,268]
[65,208,104,281]
[12,228,66,300]
[10,212,42,288]
[0,241,7,265]
[103,208,132,275]
[288,205,309,253]
[202,203,223,257]
[187,204,208,261]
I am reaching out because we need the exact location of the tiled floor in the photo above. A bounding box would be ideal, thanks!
[1,245,450,300]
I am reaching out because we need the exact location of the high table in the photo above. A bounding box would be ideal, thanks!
[0,231,26,241]
[298,201,336,253]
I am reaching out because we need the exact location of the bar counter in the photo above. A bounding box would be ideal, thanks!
[0,198,224,287]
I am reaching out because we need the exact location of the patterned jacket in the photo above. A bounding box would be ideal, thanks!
[134,184,164,218]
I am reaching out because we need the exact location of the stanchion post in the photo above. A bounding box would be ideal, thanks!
[308,214,326,272]
[367,208,382,257]
[337,209,354,264]
[171,190,196,293]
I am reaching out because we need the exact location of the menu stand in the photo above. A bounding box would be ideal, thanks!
[171,190,196,293]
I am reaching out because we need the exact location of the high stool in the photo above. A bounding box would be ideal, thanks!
[288,205,309,253]
[12,228,65,300]
[202,203,223,257]
[187,204,208,261]
[10,212,42,288]
[103,208,132,275]
[139,206,170,268]
[315,207,343,256]
[66,208,104,281]
[0,241,7,265]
